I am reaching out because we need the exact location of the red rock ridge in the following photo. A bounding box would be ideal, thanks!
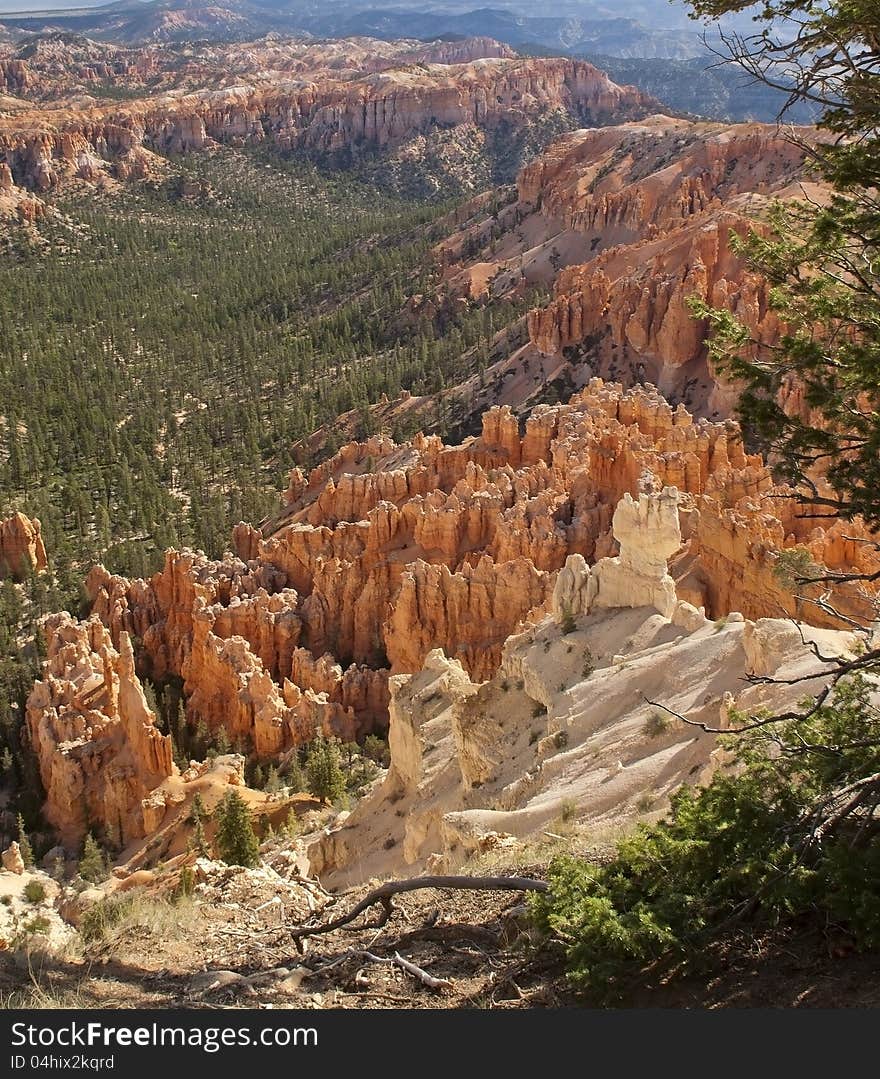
[433,116,824,421]
[25,614,174,845]
[77,381,879,745]
[0,57,654,205]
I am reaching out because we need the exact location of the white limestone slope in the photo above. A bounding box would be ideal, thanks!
[309,487,858,889]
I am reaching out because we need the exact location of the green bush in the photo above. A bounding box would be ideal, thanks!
[80,896,135,943]
[175,865,196,899]
[643,711,670,739]
[363,734,390,769]
[23,880,46,904]
[530,675,880,1000]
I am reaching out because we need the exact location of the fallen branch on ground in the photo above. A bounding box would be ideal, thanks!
[290,875,548,949]
[309,947,453,990]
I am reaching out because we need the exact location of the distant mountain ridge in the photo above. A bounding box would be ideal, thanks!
[0,0,705,56]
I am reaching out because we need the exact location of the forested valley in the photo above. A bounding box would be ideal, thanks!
[0,147,539,803]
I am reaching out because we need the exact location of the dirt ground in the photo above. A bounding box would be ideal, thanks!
[2,860,878,1010]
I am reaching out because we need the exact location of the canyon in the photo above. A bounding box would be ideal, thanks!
[25,380,878,849]
[4,35,874,893]
[0,37,654,212]
[433,115,823,421]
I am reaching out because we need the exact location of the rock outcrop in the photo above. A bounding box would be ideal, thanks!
[310,569,858,888]
[29,381,880,845]
[436,115,824,421]
[0,35,518,103]
[83,381,880,736]
[0,511,48,579]
[2,841,25,874]
[25,614,174,845]
[555,485,682,620]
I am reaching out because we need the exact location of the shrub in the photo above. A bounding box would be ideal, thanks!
[23,880,46,904]
[530,675,880,1001]
[560,604,577,635]
[531,702,548,719]
[643,711,670,739]
[80,896,134,943]
[80,892,197,947]
[363,734,390,769]
[175,865,196,899]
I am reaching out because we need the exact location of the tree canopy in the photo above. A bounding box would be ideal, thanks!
[689,0,880,528]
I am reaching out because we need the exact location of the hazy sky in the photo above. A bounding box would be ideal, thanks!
[0,0,113,12]
[0,0,109,11]
[0,0,706,20]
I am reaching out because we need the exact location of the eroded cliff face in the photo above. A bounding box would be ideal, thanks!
[27,380,880,847]
[309,486,861,888]
[0,55,653,211]
[0,511,48,578]
[25,615,174,845]
[436,115,824,422]
[46,380,871,748]
[0,35,517,103]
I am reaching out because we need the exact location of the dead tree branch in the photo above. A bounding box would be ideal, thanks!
[290,875,548,950]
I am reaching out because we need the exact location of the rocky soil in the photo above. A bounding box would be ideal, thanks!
[3,847,878,1009]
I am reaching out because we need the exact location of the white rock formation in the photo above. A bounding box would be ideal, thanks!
[553,486,682,623]
[551,553,591,622]
[2,841,25,875]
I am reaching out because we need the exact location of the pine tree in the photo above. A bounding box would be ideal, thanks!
[688,0,880,528]
[79,832,108,883]
[214,790,260,868]
[279,807,300,839]
[283,753,305,793]
[305,733,346,804]
[190,814,209,858]
[265,765,281,794]
[16,813,34,869]
[189,792,206,824]
[188,792,210,856]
